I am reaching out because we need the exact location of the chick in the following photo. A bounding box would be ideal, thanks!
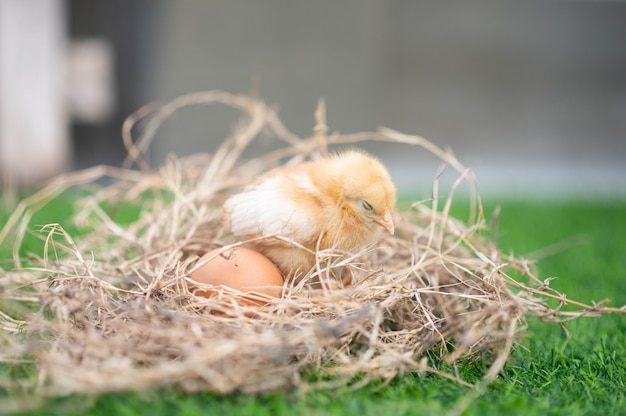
[223,149,396,281]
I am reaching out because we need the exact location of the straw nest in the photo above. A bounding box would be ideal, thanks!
[1,92,623,409]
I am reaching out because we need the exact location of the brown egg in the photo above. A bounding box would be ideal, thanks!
[189,246,284,306]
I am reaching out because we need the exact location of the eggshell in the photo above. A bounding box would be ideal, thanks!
[189,247,284,306]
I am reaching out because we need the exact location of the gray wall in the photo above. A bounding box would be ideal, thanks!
[75,1,626,197]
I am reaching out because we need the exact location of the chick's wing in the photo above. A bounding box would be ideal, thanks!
[224,174,319,242]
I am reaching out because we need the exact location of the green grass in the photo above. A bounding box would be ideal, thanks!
[1,197,625,416]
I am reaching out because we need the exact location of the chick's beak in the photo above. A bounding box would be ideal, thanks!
[374,210,395,234]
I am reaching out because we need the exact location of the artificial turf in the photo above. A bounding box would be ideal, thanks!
[1,197,625,416]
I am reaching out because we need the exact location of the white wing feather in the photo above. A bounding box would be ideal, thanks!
[224,176,315,241]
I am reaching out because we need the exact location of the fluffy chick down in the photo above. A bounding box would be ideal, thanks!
[224,149,396,281]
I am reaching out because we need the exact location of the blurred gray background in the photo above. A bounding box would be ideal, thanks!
[2,0,625,197]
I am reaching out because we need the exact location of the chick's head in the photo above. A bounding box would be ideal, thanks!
[330,150,397,234]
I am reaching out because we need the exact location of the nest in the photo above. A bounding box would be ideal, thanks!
[1,91,623,411]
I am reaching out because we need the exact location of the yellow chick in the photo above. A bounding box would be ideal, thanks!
[223,149,396,281]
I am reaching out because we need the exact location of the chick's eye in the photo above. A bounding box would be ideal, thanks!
[361,200,373,211]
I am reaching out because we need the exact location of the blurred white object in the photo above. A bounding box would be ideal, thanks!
[0,0,70,186]
[67,38,116,123]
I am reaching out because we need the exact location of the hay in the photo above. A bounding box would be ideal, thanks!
[1,91,624,411]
